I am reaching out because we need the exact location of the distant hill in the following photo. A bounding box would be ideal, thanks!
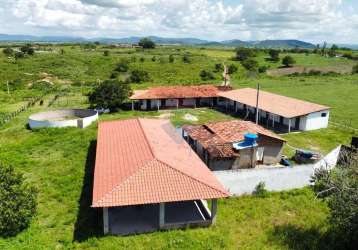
[0,34,315,48]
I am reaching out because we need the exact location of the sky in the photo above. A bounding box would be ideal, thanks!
[0,0,358,43]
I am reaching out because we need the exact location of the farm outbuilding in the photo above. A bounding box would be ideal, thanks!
[92,118,229,236]
[183,120,286,170]
[218,88,330,132]
[130,86,330,132]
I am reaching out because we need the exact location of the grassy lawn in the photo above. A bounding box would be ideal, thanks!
[0,45,357,249]
[0,103,331,249]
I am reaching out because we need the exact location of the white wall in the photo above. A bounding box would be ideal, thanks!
[300,110,330,131]
[165,99,177,107]
[151,100,161,109]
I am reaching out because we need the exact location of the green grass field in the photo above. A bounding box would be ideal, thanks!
[0,45,357,249]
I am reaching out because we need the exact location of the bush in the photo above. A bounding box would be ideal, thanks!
[282,55,296,67]
[114,60,129,72]
[0,164,37,237]
[169,54,175,63]
[1,79,25,91]
[253,182,268,197]
[227,64,238,74]
[129,69,150,83]
[258,65,269,73]
[268,49,280,62]
[352,64,358,74]
[235,47,255,61]
[88,79,132,110]
[312,152,358,248]
[31,81,53,91]
[183,54,191,63]
[15,51,25,60]
[199,70,215,81]
[2,47,14,56]
[103,50,110,56]
[151,56,157,62]
[138,38,155,49]
[214,63,224,72]
[241,59,258,72]
[139,57,145,62]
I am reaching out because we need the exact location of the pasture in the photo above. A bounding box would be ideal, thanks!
[0,44,357,249]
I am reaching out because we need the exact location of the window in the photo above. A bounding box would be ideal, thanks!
[321,113,327,117]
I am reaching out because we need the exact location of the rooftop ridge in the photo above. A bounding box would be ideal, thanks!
[156,158,229,197]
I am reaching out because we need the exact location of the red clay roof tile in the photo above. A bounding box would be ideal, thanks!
[92,118,228,207]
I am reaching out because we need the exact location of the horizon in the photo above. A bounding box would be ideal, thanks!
[1,1,358,44]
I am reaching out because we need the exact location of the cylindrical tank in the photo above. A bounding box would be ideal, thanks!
[244,133,258,145]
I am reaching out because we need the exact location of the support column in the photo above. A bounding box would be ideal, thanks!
[157,100,160,112]
[288,118,291,133]
[103,207,109,235]
[131,100,134,111]
[211,199,217,224]
[235,101,238,113]
[176,99,179,109]
[272,114,275,128]
[159,203,165,229]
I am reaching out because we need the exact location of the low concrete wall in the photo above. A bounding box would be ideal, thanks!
[29,109,98,129]
[214,145,341,196]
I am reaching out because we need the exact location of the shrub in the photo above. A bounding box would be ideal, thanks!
[169,54,175,63]
[1,79,25,91]
[352,64,358,74]
[235,47,255,61]
[129,69,150,83]
[227,64,238,74]
[15,51,25,60]
[138,38,155,49]
[311,152,358,248]
[258,65,269,73]
[3,47,14,56]
[214,63,224,72]
[199,70,215,81]
[241,59,258,72]
[88,79,132,110]
[139,57,145,62]
[114,60,129,72]
[0,164,37,237]
[268,49,280,62]
[253,182,268,197]
[103,50,110,56]
[282,55,296,67]
[31,81,53,91]
[183,54,191,63]
[151,56,157,62]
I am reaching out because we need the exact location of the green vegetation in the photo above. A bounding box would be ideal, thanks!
[88,80,132,110]
[138,38,156,49]
[0,44,357,249]
[0,164,37,237]
[282,55,296,67]
[312,152,358,249]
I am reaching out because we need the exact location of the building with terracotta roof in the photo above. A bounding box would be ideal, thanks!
[130,85,330,132]
[183,120,286,170]
[92,118,229,235]
[218,88,330,132]
[130,85,231,110]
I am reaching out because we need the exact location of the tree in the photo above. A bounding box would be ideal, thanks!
[214,63,224,72]
[331,44,339,51]
[3,47,14,56]
[199,70,215,81]
[129,70,150,83]
[268,49,280,62]
[183,54,191,63]
[352,64,358,74]
[27,47,35,55]
[138,38,155,49]
[227,64,238,74]
[15,51,25,61]
[311,152,358,248]
[114,60,129,72]
[169,54,175,63]
[0,164,37,237]
[88,79,132,110]
[282,55,296,67]
[235,47,255,61]
[103,50,110,56]
[241,59,259,71]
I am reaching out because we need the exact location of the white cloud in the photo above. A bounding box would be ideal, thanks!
[0,0,357,43]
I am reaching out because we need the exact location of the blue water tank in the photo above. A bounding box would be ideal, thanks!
[244,133,258,145]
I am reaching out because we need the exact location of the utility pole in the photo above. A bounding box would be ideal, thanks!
[6,81,10,95]
[255,83,260,124]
